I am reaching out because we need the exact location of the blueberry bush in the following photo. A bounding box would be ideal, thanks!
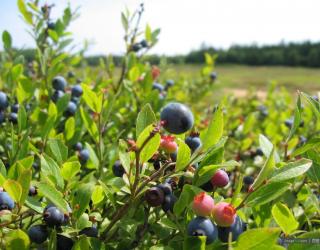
[0,1,319,250]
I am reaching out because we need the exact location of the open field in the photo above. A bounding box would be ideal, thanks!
[168,64,320,93]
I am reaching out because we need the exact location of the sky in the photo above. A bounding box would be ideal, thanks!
[1,0,320,56]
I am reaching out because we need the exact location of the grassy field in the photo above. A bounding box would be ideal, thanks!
[167,64,320,93]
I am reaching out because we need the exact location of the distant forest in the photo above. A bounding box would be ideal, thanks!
[14,41,320,67]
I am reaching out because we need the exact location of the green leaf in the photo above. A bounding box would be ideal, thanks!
[48,30,59,42]
[72,183,94,219]
[145,24,152,42]
[46,139,68,165]
[85,142,99,169]
[80,107,98,142]
[301,92,320,120]
[3,180,22,203]
[136,103,156,137]
[200,105,223,151]
[259,134,280,163]
[36,182,68,213]
[65,117,75,140]
[246,182,291,207]
[129,66,140,82]
[18,105,27,132]
[288,230,320,250]
[41,102,57,138]
[252,147,275,189]
[5,229,30,250]
[17,0,33,25]
[61,161,81,180]
[121,12,128,31]
[233,228,281,250]
[81,84,102,113]
[137,125,160,163]
[291,138,320,157]
[118,139,131,174]
[183,236,206,250]
[269,159,312,183]
[204,53,213,66]
[91,185,105,205]
[2,30,12,50]
[272,203,299,235]
[173,184,202,216]
[176,139,191,171]
[40,154,64,189]
[18,169,32,204]
[286,95,301,143]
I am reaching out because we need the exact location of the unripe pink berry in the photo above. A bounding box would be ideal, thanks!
[160,135,178,153]
[192,192,215,216]
[211,169,229,188]
[212,202,236,227]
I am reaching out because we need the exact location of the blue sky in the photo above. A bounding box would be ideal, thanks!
[1,0,320,55]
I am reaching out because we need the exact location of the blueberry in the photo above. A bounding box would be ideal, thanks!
[73,142,83,151]
[8,112,18,124]
[70,96,80,105]
[243,176,254,186]
[57,234,74,250]
[71,84,83,97]
[284,118,293,128]
[217,215,246,242]
[47,22,55,30]
[165,79,175,89]
[11,104,19,113]
[0,92,9,110]
[131,43,142,52]
[112,160,125,177]
[299,136,307,145]
[255,148,263,156]
[152,83,164,92]
[28,225,48,244]
[67,71,75,78]
[185,136,202,153]
[32,162,39,170]
[28,186,37,196]
[79,226,98,237]
[157,183,172,195]
[170,151,177,162]
[51,90,65,103]
[52,76,67,91]
[160,102,194,134]
[210,72,217,81]
[200,180,213,192]
[140,40,148,48]
[43,206,64,227]
[78,149,90,164]
[0,191,15,210]
[162,193,177,213]
[145,187,164,207]
[153,160,161,170]
[64,101,77,117]
[187,216,218,245]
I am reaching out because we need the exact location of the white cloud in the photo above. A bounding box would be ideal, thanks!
[0,0,320,55]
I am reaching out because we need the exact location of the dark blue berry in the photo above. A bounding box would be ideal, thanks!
[28,225,48,244]
[47,22,55,30]
[140,40,148,48]
[79,149,90,164]
[52,76,67,91]
[74,142,83,151]
[0,111,5,123]
[64,101,77,117]
[152,83,164,92]
[200,180,213,192]
[79,226,98,237]
[0,191,15,210]
[112,160,125,177]
[145,187,164,207]
[0,92,9,110]
[11,103,19,113]
[217,215,246,242]
[51,90,65,103]
[131,43,142,52]
[157,183,172,195]
[255,148,264,156]
[70,96,80,105]
[57,234,74,250]
[243,176,254,186]
[28,186,37,196]
[71,84,83,97]
[162,193,177,213]
[43,206,64,227]
[165,79,174,89]
[160,102,194,134]
[8,112,18,124]
[210,72,217,81]
[187,216,218,245]
[185,136,202,153]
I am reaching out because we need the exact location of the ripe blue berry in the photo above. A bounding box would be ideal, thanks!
[52,76,67,91]
[71,84,83,97]
[185,136,202,153]
[79,226,98,237]
[145,187,164,207]
[162,193,177,213]
[187,216,218,245]
[0,92,9,110]
[74,142,83,151]
[57,234,74,250]
[210,72,217,81]
[11,103,19,113]
[243,176,254,186]
[255,148,264,156]
[160,102,194,134]
[140,40,148,48]
[28,225,48,244]
[70,96,80,105]
[0,111,5,124]
[131,43,142,52]
[200,180,213,192]
[47,22,55,30]
[112,160,125,177]
[217,215,246,242]
[79,149,90,164]
[165,79,174,89]
[28,186,37,196]
[157,183,172,195]
[43,206,64,227]
[8,112,18,124]
[152,82,164,92]
[51,90,65,103]
[65,101,77,117]
[0,191,15,210]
